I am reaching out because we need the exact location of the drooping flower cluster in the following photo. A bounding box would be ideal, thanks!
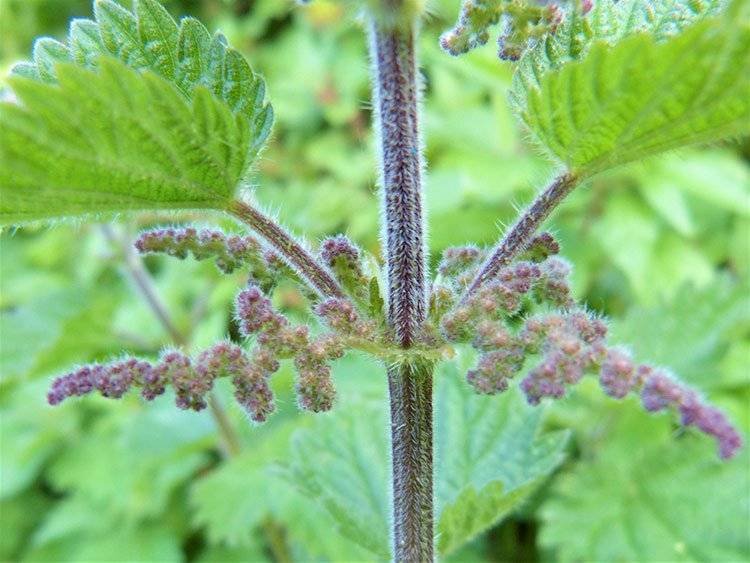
[642,372,742,459]
[232,285,376,413]
[433,233,742,459]
[47,342,274,422]
[135,228,279,287]
[47,253,381,422]
[48,223,742,460]
[440,0,571,60]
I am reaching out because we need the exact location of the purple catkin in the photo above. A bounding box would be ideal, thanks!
[641,371,741,459]
[599,347,636,399]
[235,285,285,337]
[321,235,360,268]
[467,346,526,394]
[438,246,483,278]
[315,298,373,338]
[524,232,560,262]
[48,359,153,404]
[47,341,286,423]
[135,228,267,275]
[232,364,275,423]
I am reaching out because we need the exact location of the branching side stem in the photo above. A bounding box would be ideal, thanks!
[461,171,578,302]
[228,199,344,299]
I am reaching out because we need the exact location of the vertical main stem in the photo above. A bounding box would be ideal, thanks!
[388,362,434,561]
[371,18,427,348]
[370,10,433,561]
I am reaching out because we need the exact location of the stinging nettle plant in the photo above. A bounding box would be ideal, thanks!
[1,0,748,559]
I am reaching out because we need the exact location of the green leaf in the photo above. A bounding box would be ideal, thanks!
[435,362,568,556]
[1,0,273,225]
[190,420,297,547]
[640,150,750,217]
[1,59,254,223]
[539,406,750,562]
[0,488,53,560]
[47,398,211,519]
[285,357,568,558]
[511,0,750,176]
[0,379,81,499]
[286,397,392,559]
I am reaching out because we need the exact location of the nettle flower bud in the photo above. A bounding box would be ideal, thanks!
[641,371,742,459]
[521,354,568,404]
[293,333,346,413]
[441,269,537,343]
[320,235,370,303]
[472,320,512,351]
[159,350,212,410]
[235,285,285,337]
[534,256,574,307]
[438,245,483,278]
[523,232,560,262]
[497,35,524,61]
[467,345,526,394]
[232,361,275,423]
[599,347,637,399]
[135,228,277,285]
[294,358,336,413]
[315,298,375,339]
[497,261,542,294]
[518,311,608,404]
[429,284,456,322]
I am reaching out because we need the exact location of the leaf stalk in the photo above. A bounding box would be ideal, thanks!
[460,171,578,302]
[228,199,344,299]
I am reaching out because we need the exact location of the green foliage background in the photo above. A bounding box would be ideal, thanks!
[0,0,748,561]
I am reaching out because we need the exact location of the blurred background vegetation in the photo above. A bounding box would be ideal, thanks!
[0,0,748,561]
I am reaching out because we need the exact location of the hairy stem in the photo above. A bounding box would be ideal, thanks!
[101,225,242,457]
[370,17,427,347]
[228,199,344,299]
[461,171,578,301]
[388,362,434,562]
[370,9,434,559]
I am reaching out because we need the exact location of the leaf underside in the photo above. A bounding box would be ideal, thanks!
[511,0,750,176]
[0,0,273,224]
